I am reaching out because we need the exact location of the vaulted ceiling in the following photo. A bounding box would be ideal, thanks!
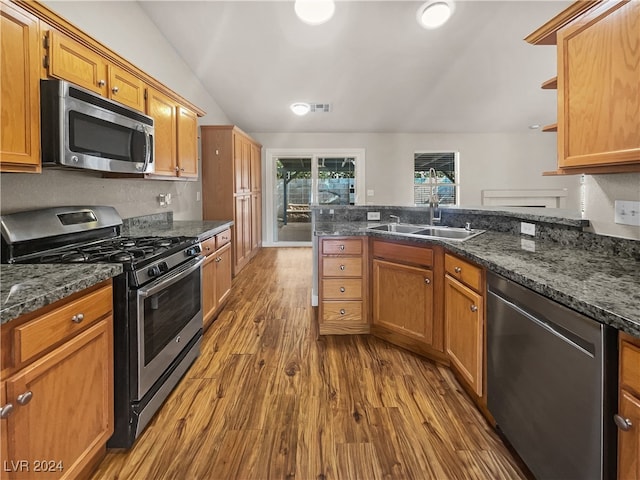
[139,1,570,133]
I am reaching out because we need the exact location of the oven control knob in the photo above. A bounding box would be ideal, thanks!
[185,246,200,257]
[147,265,161,277]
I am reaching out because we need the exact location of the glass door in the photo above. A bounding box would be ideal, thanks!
[275,157,313,243]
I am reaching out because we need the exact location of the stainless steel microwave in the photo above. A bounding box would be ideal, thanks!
[40,79,154,174]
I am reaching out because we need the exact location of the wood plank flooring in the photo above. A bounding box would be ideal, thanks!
[91,247,526,480]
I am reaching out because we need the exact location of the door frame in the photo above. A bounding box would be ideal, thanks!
[263,148,366,247]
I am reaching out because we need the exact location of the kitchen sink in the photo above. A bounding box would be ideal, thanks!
[367,224,485,242]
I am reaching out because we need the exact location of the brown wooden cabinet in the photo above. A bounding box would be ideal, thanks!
[444,253,484,397]
[201,229,233,330]
[527,0,640,175]
[201,126,262,275]
[0,282,113,480]
[318,237,369,335]
[370,239,445,360]
[0,0,41,173]
[617,333,640,480]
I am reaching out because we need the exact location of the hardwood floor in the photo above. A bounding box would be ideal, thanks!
[91,247,526,480]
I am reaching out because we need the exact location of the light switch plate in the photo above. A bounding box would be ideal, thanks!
[615,200,640,226]
[367,211,381,221]
[521,222,536,236]
[367,189,375,197]
[520,238,536,252]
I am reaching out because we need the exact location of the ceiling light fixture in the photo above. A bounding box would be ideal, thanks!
[294,0,335,26]
[417,0,454,29]
[290,102,311,116]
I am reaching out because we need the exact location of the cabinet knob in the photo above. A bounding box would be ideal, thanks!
[340,309,346,315]
[339,245,345,250]
[454,267,462,273]
[424,278,431,284]
[71,313,84,324]
[206,246,211,251]
[215,257,222,263]
[340,287,346,293]
[470,304,478,313]
[16,391,33,406]
[180,167,185,172]
[340,265,345,271]
[0,404,14,419]
[175,166,180,172]
[112,86,119,94]
[98,79,106,87]
[614,414,633,431]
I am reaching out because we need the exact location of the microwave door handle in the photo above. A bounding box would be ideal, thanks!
[138,257,204,298]
[142,126,151,172]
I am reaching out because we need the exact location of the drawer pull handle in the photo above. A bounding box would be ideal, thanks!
[340,265,345,271]
[614,414,633,431]
[340,287,346,293]
[339,245,345,250]
[71,313,85,324]
[470,305,478,313]
[16,391,32,406]
[0,404,14,419]
[424,278,431,285]
[454,267,462,273]
[340,309,346,315]
[206,246,211,251]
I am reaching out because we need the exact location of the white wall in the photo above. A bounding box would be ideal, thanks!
[0,1,230,221]
[583,173,640,240]
[252,130,580,208]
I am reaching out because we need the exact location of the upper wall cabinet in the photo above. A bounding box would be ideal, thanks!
[527,0,640,175]
[0,0,41,173]
[1,0,205,175]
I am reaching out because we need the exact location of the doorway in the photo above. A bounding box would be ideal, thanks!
[264,149,366,246]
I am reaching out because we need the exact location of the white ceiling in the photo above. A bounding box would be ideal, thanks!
[139,0,570,134]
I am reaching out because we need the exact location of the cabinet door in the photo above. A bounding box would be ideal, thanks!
[372,259,434,344]
[0,380,8,477]
[202,252,217,329]
[5,320,113,480]
[146,87,177,176]
[250,143,261,192]
[618,389,640,480]
[214,243,232,307]
[445,275,483,396]
[251,192,262,252]
[107,64,145,111]
[234,195,250,273]
[0,1,41,172]
[47,30,107,95]
[233,134,250,193]
[557,1,640,168]
[177,106,198,178]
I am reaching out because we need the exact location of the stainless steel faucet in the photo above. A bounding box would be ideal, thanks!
[389,214,400,224]
[428,167,442,225]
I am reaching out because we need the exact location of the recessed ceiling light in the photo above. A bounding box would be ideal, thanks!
[294,0,335,26]
[529,124,541,130]
[290,102,311,116]
[417,1,454,29]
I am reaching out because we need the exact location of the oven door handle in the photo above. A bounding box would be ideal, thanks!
[137,256,204,299]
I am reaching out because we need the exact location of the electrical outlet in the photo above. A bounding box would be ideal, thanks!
[520,238,536,252]
[520,222,536,236]
[367,211,381,221]
[615,200,640,226]
[196,191,201,202]
[367,189,375,197]
[165,193,172,205]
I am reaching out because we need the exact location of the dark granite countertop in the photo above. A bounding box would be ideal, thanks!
[315,222,640,338]
[123,220,234,241]
[0,264,123,325]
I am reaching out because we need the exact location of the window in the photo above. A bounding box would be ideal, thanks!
[414,152,458,206]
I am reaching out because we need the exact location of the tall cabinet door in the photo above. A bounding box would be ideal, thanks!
[234,196,250,272]
[5,320,113,480]
[0,0,41,172]
[146,87,177,176]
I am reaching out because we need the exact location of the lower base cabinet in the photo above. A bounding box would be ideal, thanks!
[0,281,114,480]
[202,229,233,330]
[618,333,640,479]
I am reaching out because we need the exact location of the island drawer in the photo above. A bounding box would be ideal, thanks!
[322,257,363,277]
[445,253,483,292]
[321,301,363,323]
[322,238,363,255]
[372,240,433,267]
[321,278,363,300]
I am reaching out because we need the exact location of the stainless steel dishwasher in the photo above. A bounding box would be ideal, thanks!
[487,272,617,480]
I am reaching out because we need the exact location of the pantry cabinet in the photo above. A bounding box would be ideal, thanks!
[371,239,445,361]
[0,0,41,173]
[0,281,113,480]
[444,253,484,397]
[617,333,640,480]
[201,126,262,275]
[527,0,640,174]
[201,229,233,330]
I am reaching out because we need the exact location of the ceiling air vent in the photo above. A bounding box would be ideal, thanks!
[309,103,331,113]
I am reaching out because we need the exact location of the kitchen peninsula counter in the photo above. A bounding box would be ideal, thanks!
[0,263,122,324]
[315,221,640,337]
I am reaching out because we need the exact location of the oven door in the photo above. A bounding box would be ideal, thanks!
[135,256,204,400]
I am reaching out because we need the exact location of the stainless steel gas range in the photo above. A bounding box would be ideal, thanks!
[0,206,204,448]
